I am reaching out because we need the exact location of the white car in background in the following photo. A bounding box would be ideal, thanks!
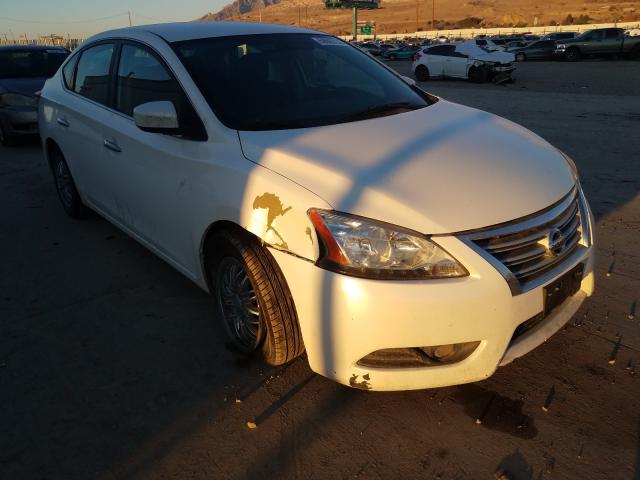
[413,41,516,83]
[473,38,505,51]
[39,22,594,391]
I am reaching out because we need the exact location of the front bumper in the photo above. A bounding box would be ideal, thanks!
[0,107,39,136]
[270,199,595,391]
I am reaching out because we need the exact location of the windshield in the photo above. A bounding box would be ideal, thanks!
[172,34,434,131]
[0,49,68,79]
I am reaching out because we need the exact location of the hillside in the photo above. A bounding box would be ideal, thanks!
[197,0,640,36]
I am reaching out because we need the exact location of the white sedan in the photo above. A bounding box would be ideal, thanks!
[412,42,516,82]
[39,22,594,391]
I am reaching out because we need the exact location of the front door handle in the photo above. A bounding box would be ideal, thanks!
[56,116,70,127]
[103,139,121,153]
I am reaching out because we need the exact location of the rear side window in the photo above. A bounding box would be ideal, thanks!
[115,43,206,140]
[62,54,78,89]
[605,29,620,39]
[427,45,456,56]
[74,43,114,105]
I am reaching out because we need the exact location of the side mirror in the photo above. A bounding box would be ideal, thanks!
[133,101,179,134]
[401,75,416,87]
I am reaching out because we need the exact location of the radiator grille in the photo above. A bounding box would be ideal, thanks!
[461,187,589,295]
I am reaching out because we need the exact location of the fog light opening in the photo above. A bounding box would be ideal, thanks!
[357,341,481,368]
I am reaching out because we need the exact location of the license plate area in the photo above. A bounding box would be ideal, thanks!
[544,263,584,315]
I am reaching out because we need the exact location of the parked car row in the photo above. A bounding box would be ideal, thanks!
[360,27,640,65]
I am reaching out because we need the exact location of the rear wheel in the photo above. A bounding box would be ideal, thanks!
[630,45,640,61]
[516,52,526,62]
[468,65,488,83]
[50,149,89,218]
[566,47,580,62]
[415,64,430,81]
[207,229,304,366]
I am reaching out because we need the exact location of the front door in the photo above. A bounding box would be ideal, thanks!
[99,42,210,270]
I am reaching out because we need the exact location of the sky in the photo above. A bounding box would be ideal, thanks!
[0,0,228,39]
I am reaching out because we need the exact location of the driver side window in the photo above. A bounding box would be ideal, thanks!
[115,43,206,140]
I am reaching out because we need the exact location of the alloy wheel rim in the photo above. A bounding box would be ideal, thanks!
[216,257,261,350]
[55,160,74,208]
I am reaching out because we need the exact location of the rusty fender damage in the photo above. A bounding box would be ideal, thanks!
[195,163,329,292]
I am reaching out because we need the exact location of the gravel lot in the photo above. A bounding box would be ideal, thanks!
[1,60,639,480]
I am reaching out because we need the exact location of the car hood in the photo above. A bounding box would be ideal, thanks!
[0,77,46,95]
[238,99,575,234]
[456,42,515,63]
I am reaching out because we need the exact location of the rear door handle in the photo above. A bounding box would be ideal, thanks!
[56,116,69,127]
[103,139,121,153]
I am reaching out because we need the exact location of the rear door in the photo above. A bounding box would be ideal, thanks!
[423,45,448,77]
[54,42,118,213]
[601,28,623,54]
[443,47,469,77]
[98,41,209,269]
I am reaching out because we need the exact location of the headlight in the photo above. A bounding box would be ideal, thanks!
[0,92,38,108]
[308,209,468,280]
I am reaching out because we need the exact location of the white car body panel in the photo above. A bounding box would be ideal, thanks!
[456,41,516,63]
[38,23,595,391]
[239,100,575,234]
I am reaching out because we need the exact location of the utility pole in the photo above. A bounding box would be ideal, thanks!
[352,6,358,41]
[298,5,301,26]
[259,6,262,22]
[305,4,308,25]
[128,11,132,27]
[415,0,419,33]
[432,0,435,30]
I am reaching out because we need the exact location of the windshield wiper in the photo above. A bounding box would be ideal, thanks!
[344,101,423,122]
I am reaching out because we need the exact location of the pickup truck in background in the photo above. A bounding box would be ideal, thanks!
[555,28,640,61]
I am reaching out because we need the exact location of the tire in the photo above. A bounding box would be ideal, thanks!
[516,52,526,62]
[468,65,488,83]
[0,123,17,147]
[566,48,580,62]
[50,148,89,218]
[389,54,397,60]
[415,65,430,81]
[206,229,304,366]
[630,46,640,61]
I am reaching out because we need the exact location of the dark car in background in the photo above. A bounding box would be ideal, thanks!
[512,40,557,61]
[541,31,578,41]
[0,45,69,146]
[555,28,640,61]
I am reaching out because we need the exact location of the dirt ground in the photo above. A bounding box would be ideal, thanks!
[1,60,639,480]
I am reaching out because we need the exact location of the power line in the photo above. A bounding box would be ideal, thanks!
[0,13,129,24]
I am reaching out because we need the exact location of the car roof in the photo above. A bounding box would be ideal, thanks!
[0,44,69,52]
[92,21,322,43]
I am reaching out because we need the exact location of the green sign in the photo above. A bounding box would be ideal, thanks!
[360,25,372,34]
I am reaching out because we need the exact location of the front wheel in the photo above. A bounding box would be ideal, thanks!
[516,52,526,62]
[207,230,304,366]
[468,65,488,83]
[566,48,581,62]
[415,65,430,81]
